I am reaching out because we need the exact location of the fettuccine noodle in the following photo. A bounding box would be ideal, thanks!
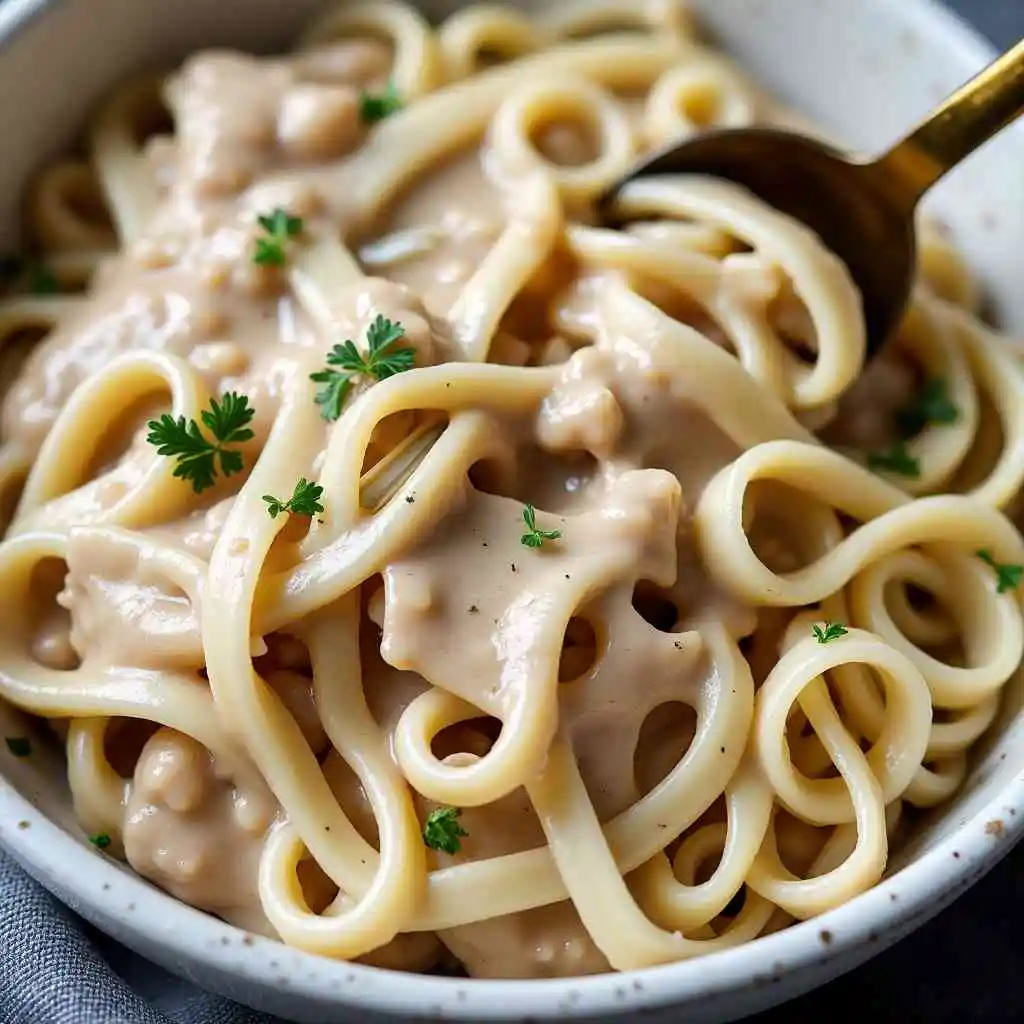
[0,0,1020,979]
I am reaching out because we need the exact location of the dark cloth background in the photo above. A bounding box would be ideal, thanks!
[0,1,1021,1021]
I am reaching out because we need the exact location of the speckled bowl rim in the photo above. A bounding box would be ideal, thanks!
[0,0,1021,1020]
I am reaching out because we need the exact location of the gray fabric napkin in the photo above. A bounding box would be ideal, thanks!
[0,853,274,1024]
[1,2,1021,1022]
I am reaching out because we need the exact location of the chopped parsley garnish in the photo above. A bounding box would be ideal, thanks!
[520,504,562,549]
[0,256,59,294]
[423,806,467,855]
[812,622,848,644]
[146,392,255,494]
[4,737,31,757]
[868,441,920,478]
[977,550,1024,594]
[253,208,303,267]
[89,833,112,850]
[897,377,959,437]
[360,81,402,124]
[28,264,60,295]
[263,478,325,520]
[310,315,414,422]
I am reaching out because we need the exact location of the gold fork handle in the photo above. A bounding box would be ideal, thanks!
[872,37,1024,207]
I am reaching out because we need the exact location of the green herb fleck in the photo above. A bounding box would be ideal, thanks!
[263,477,325,520]
[520,504,562,549]
[0,256,60,294]
[310,315,414,422]
[4,737,31,757]
[868,441,920,478]
[89,833,112,850]
[146,392,255,493]
[360,81,402,124]
[897,377,959,437]
[812,622,848,644]
[28,263,60,295]
[423,806,467,855]
[253,208,303,267]
[977,550,1024,594]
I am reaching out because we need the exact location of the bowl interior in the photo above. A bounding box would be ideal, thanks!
[2,0,1019,334]
[0,0,1021,1020]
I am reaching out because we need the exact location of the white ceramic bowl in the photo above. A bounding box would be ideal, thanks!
[0,1,1022,1021]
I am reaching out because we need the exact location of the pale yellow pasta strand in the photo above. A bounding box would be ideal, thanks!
[643,55,758,146]
[850,546,1024,709]
[300,0,442,98]
[755,625,931,826]
[485,74,636,205]
[437,5,541,82]
[631,753,774,932]
[66,718,130,850]
[10,352,212,536]
[257,597,427,956]
[90,74,165,243]
[539,0,695,43]
[611,176,866,410]
[27,161,117,252]
[695,440,1024,608]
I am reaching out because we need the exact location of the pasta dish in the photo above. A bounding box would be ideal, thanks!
[0,0,1022,979]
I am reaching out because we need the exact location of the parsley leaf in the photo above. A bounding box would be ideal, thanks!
[360,81,402,124]
[812,622,848,644]
[146,392,255,493]
[897,377,959,437]
[0,256,60,294]
[868,441,920,478]
[28,263,60,295]
[520,504,562,549]
[4,737,31,757]
[977,550,1024,594]
[253,208,303,267]
[89,833,112,850]
[263,477,325,519]
[310,315,414,422]
[423,806,467,855]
